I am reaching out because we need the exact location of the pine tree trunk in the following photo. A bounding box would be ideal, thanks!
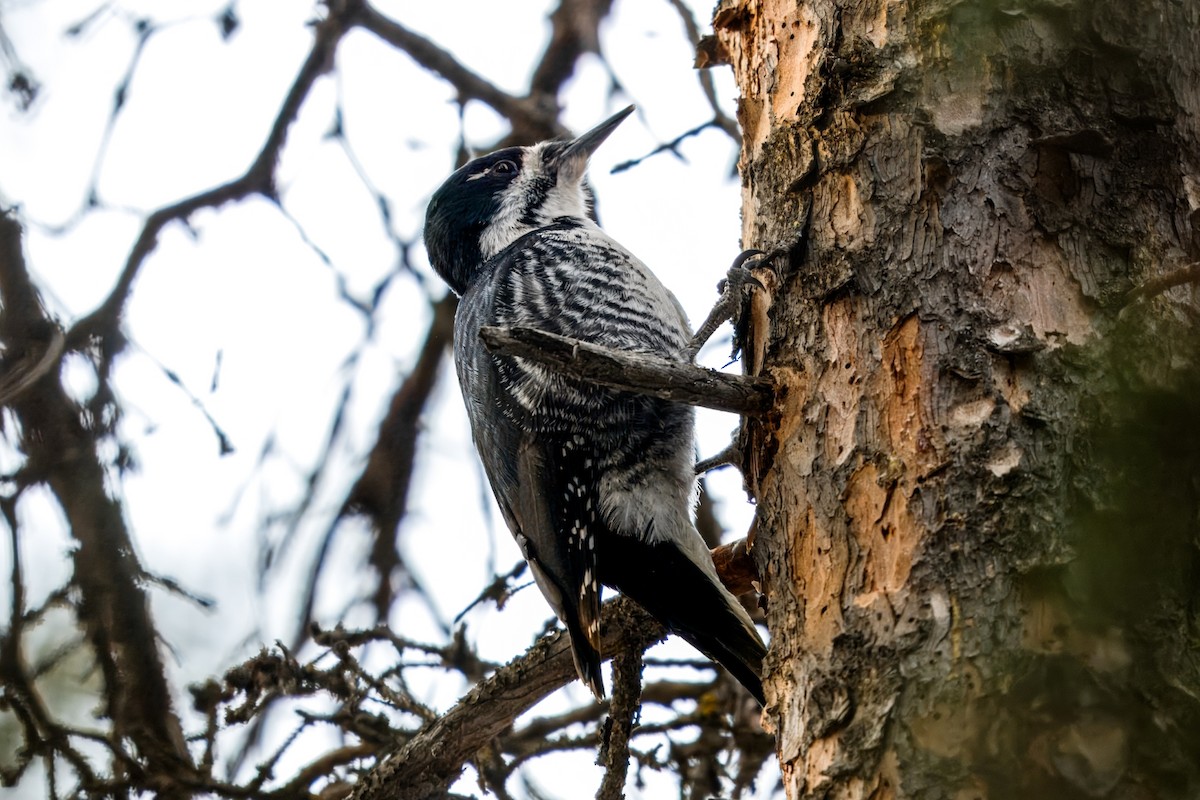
[713,0,1200,796]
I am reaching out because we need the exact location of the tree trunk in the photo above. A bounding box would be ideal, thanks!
[713,0,1200,796]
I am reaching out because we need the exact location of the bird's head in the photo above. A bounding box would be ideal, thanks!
[423,105,634,295]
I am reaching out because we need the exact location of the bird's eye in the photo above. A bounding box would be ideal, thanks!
[492,160,517,175]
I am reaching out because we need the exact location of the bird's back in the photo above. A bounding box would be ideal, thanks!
[454,217,765,703]
[426,106,765,702]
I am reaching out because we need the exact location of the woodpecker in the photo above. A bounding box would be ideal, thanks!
[424,106,767,703]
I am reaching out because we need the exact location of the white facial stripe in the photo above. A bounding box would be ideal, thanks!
[477,142,591,261]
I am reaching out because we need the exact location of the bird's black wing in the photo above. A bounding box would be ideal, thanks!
[453,226,609,697]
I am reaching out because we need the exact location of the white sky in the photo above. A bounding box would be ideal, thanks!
[0,1,770,796]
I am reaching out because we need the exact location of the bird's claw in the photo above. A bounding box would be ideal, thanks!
[688,249,770,359]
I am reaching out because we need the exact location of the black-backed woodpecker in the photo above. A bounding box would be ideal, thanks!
[424,106,767,703]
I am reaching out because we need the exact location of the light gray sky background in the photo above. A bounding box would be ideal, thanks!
[0,1,770,795]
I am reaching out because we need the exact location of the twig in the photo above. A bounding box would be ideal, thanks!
[351,1,559,136]
[513,702,608,743]
[1123,261,1200,305]
[454,560,530,623]
[478,326,775,416]
[610,119,718,174]
[596,647,643,800]
[349,598,666,800]
[664,0,741,142]
[65,1,359,351]
[0,210,194,788]
[275,744,375,798]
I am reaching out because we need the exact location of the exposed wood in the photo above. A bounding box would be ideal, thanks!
[710,537,759,596]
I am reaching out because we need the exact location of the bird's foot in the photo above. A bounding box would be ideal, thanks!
[687,249,768,360]
[695,440,742,475]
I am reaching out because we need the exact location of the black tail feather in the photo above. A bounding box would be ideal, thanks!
[563,611,606,699]
[598,531,766,705]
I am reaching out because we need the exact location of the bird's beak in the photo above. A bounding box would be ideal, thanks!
[557,105,635,185]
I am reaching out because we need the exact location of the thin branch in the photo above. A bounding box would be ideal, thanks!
[0,210,194,788]
[596,647,643,800]
[349,598,666,800]
[478,325,775,416]
[1123,261,1200,305]
[454,560,530,623]
[513,702,608,743]
[664,0,740,142]
[351,1,559,136]
[65,2,358,350]
[610,118,718,174]
[274,744,375,798]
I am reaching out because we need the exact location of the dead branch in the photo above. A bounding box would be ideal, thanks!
[596,646,643,800]
[1123,261,1200,305]
[65,1,359,352]
[350,598,666,800]
[351,1,559,137]
[478,325,775,416]
[0,210,194,789]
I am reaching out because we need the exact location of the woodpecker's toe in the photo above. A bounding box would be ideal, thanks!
[687,249,768,358]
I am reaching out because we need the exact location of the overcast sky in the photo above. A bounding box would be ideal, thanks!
[0,1,769,796]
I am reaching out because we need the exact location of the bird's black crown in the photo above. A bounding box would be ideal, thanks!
[424,147,527,296]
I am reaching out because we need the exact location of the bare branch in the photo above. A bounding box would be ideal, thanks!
[0,210,194,788]
[350,598,666,800]
[596,647,643,800]
[351,1,560,136]
[1123,261,1200,305]
[66,2,359,350]
[275,744,374,798]
[478,325,775,416]
[610,118,721,174]
[666,0,740,142]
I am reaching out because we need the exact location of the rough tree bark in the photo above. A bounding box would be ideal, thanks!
[713,0,1200,797]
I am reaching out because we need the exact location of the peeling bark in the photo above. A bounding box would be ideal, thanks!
[714,0,1200,796]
